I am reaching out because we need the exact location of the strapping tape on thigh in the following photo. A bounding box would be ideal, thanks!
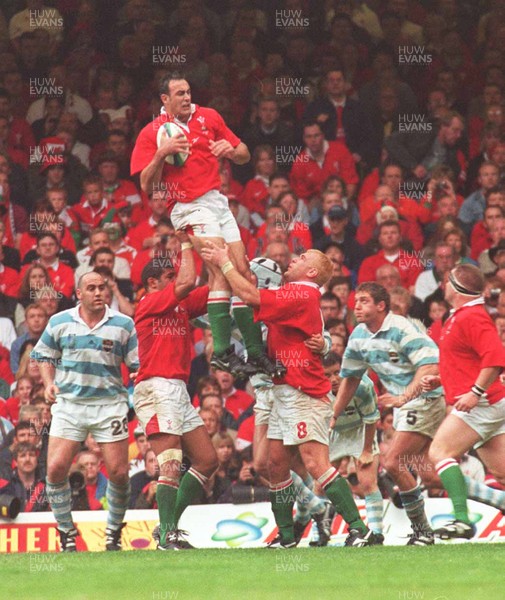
[157,448,183,467]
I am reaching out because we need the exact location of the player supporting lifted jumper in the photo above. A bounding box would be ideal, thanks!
[324,352,384,543]
[202,243,377,548]
[249,258,336,547]
[130,71,280,380]
[31,272,139,552]
[133,233,218,551]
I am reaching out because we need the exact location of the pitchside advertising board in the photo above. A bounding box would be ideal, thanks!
[1,500,505,553]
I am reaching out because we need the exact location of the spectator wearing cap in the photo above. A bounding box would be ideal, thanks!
[313,204,365,274]
[304,69,375,167]
[28,134,87,206]
[486,239,505,278]
[358,220,423,291]
[290,121,359,202]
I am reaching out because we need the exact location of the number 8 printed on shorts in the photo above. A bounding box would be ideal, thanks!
[296,421,308,439]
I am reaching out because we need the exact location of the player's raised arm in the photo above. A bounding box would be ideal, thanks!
[201,241,260,307]
[174,229,198,300]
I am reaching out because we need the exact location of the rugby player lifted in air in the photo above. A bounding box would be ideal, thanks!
[131,71,282,380]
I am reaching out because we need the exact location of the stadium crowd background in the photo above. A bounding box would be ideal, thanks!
[0,0,504,513]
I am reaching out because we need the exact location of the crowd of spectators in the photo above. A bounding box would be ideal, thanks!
[1,0,505,514]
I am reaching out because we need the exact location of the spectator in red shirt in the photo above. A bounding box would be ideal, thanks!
[20,232,74,299]
[0,376,33,426]
[239,144,275,224]
[290,121,359,201]
[126,190,171,252]
[0,87,35,162]
[213,369,254,422]
[71,175,116,241]
[0,244,19,298]
[470,204,503,261]
[0,172,28,249]
[96,152,142,209]
[74,451,108,511]
[358,220,423,292]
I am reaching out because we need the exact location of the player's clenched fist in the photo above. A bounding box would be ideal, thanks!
[419,374,441,392]
[44,383,60,405]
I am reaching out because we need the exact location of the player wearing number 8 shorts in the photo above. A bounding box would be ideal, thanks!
[31,272,139,552]
[202,243,376,548]
[331,282,446,546]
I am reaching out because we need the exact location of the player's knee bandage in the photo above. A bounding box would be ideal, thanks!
[157,448,183,468]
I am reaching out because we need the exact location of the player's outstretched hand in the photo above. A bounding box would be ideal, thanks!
[357,450,374,467]
[200,241,230,267]
[304,333,325,354]
[44,383,60,405]
[454,391,479,413]
[209,139,235,159]
[420,374,441,392]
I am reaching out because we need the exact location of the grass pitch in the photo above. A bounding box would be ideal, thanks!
[1,544,504,600]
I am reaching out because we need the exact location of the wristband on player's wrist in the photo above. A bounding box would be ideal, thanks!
[221,261,234,274]
[470,384,486,398]
[181,242,193,251]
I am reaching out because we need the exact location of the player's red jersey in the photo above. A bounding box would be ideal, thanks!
[130,105,241,202]
[135,284,209,384]
[254,282,331,398]
[289,141,358,200]
[439,300,505,405]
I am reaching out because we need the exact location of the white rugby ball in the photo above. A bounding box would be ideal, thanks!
[156,121,189,167]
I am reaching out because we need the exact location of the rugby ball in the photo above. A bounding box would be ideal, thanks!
[156,121,189,167]
[250,257,283,290]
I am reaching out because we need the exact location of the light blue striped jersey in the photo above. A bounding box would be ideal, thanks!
[31,305,139,404]
[340,312,441,398]
[331,374,379,433]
